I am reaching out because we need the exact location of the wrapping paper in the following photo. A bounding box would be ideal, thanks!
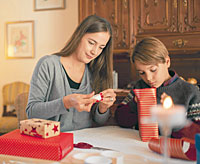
[20,118,60,138]
[0,129,73,161]
[149,137,196,161]
[134,88,159,142]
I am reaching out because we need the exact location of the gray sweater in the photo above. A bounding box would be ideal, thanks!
[26,55,110,132]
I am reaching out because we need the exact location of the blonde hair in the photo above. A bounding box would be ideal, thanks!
[131,37,169,65]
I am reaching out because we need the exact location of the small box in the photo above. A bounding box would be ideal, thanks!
[0,129,73,161]
[196,134,200,164]
[20,118,60,138]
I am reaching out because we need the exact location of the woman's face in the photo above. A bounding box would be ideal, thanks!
[134,57,171,88]
[74,32,110,64]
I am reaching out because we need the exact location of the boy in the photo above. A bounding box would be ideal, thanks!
[115,37,200,139]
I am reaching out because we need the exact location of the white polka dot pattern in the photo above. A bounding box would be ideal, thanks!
[0,129,73,161]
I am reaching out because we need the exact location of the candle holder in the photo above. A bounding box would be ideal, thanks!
[151,96,187,164]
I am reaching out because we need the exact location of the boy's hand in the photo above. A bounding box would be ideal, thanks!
[134,96,138,103]
[160,92,168,104]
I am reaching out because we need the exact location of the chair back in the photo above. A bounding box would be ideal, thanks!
[2,81,29,116]
[14,92,29,128]
[3,81,30,106]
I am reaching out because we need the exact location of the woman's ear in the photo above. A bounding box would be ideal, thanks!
[166,55,171,68]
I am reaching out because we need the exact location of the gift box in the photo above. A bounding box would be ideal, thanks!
[20,118,60,138]
[134,88,159,142]
[0,129,73,161]
[196,134,200,163]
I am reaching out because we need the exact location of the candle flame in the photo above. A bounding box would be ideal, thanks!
[163,96,173,109]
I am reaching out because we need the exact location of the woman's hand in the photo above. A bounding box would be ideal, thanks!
[98,89,116,113]
[63,92,96,112]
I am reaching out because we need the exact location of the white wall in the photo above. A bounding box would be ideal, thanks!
[0,0,78,116]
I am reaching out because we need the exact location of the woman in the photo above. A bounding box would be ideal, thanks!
[26,15,116,132]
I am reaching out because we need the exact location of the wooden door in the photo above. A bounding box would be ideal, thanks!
[135,0,177,35]
[181,0,200,33]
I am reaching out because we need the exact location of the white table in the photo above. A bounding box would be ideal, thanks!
[0,126,196,164]
[68,126,196,164]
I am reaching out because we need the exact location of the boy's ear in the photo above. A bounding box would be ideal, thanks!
[166,56,171,68]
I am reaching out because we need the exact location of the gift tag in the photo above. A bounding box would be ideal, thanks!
[91,93,103,102]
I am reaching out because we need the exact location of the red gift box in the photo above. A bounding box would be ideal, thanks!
[0,129,73,161]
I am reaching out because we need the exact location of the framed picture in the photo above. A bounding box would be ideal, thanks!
[34,0,65,11]
[5,21,34,59]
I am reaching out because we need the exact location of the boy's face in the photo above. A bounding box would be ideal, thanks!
[134,57,171,88]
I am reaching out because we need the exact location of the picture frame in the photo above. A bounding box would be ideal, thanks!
[34,0,65,11]
[5,21,34,59]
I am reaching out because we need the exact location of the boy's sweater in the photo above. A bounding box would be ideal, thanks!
[115,74,200,139]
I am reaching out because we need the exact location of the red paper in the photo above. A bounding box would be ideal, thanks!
[148,137,196,161]
[0,129,73,161]
[134,88,159,142]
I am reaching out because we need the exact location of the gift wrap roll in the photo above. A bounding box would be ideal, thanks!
[134,88,159,142]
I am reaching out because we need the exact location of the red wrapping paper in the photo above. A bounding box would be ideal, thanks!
[0,129,73,161]
[134,88,159,142]
[148,137,196,161]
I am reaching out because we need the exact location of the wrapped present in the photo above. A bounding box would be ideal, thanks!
[20,118,60,138]
[134,88,159,142]
[0,129,73,161]
[149,137,196,161]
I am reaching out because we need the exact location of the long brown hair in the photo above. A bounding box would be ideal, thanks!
[56,15,113,93]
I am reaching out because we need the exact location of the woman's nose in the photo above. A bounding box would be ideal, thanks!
[91,47,98,55]
[91,50,95,55]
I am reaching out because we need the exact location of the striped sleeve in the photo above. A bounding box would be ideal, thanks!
[187,103,200,121]
[115,89,138,128]
[121,89,135,105]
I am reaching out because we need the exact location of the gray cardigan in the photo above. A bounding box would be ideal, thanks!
[26,55,110,132]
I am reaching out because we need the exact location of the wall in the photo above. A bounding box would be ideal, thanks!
[0,0,78,116]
